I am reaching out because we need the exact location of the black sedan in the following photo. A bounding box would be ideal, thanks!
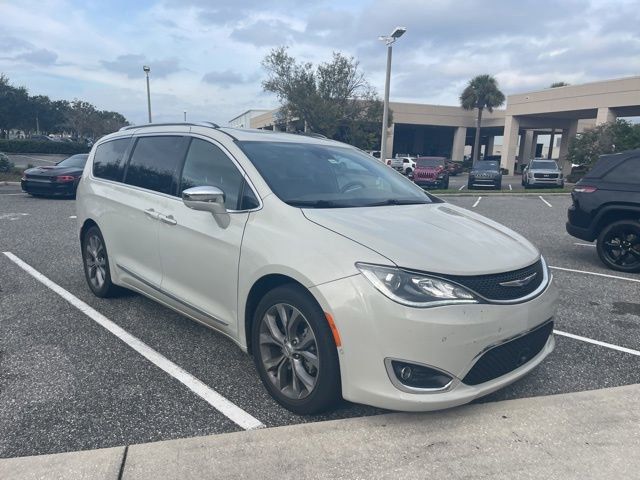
[21,154,88,197]
[467,160,502,190]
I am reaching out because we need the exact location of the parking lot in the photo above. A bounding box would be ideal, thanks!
[1,185,639,459]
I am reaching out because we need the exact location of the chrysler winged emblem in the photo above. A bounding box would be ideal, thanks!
[499,272,538,287]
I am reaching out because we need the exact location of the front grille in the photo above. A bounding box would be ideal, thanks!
[534,173,559,178]
[442,259,545,301]
[462,321,553,385]
[416,171,435,179]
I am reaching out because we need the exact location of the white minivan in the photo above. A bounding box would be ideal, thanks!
[77,122,558,414]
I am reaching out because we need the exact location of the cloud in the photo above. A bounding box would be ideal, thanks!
[230,19,300,47]
[101,54,181,78]
[202,70,254,88]
[14,48,58,66]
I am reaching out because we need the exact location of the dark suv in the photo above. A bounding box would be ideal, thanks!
[566,149,640,273]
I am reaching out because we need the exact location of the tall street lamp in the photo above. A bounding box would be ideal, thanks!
[143,65,152,123]
[379,26,406,161]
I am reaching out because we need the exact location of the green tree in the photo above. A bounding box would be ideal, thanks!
[549,82,570,88]
[460,74,505,164]
[567,119,640,166]
[262,47,385,149]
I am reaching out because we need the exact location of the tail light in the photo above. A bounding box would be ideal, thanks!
[55,175,75,183]
[574,185,597,193]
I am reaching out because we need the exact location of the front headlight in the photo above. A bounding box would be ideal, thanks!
[356,263,479,308]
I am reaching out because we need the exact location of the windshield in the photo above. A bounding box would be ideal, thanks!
[530,160,558,170]
[238,141,434,208]
[475,161,499,171]
[57,154,88,168]
[416,158,444,168]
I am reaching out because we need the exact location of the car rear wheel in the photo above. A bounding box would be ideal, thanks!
[81,226,122,297]
[405,168,412,176]
[252,284,341,414]
[596,220,640,273]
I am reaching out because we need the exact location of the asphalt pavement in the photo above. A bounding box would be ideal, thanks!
[1,186,639,459]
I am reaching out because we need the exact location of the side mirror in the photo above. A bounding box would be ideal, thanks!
[182,186,227,216]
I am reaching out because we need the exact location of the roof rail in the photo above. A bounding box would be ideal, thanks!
[119,121,220,131]
[295,131,328,139]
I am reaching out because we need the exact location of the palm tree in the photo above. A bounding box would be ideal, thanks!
[460,75,505,165]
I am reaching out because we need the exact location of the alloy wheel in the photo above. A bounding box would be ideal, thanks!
[601,225,640,269]
[85,234,107,290]
[258,303,319,400]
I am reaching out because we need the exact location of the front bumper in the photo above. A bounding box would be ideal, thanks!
[528,177,563,187]
[21,179,77,196]
[415,178,446,188]
[311,273,558,411]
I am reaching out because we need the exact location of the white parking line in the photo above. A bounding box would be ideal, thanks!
[508,184,512,191]
[472,196,482,208]
[2,251,265,431]
[549,265,640,283]
[573,243,596,248]
[0,193,26,196]
[69,215,77,219]
[554,329,640,357]
[539,196,552,207]
[458,184,465,191]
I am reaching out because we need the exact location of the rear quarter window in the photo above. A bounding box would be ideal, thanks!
[603,156,640,184]
[93,138,131,182]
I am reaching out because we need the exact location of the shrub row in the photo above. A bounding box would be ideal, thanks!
[0,139,90,155]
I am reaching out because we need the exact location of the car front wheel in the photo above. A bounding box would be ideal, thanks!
[252,284,341,414]
[596,220,640,273]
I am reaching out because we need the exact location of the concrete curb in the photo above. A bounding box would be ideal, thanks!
[0,181,20,186]
[2,384,638,479]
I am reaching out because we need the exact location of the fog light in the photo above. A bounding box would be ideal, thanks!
[390,360,452,389]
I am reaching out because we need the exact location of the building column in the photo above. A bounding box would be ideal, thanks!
[451,127,466,161]
[519,130,534,162]
[500,115,520,173]
[485,136,495,156]
[596,107,616,125]
[531,132,539,158]
[558,120,579,174]
[385,123,395,159]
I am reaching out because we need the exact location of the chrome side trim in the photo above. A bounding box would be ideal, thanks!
[384,358,458,394]
[116,263,228,326]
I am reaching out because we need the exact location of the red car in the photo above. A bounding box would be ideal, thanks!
[412,156,449,189]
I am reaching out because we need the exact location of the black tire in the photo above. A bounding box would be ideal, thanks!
[81,226,123,297]
[444,178,450,189]
[405,168,412,176]
[496,182,502,190]
[252,284,341,414]
[596,220,640,273]
[467,183,473,190]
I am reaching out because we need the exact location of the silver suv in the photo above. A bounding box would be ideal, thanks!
[522,159,564,188]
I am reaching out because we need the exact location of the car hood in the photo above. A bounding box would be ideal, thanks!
[24,166,82,177]
[302,203,539,275]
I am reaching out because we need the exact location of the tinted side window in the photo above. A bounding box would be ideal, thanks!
[93,138,130,181]
[125,136,186,195]
[180,139,244,209]
[604,157,640,184]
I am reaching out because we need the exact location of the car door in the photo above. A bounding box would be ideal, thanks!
[114,134,189,290]
[157,136,257,333]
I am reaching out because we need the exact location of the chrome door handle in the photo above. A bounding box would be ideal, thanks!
[159,214,177,226]
[144,208,160,220]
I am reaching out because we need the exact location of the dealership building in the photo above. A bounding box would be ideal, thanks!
[230,75,640,173]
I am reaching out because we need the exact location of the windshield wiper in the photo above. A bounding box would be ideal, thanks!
[364,199,430,206]
[287,200,352,208]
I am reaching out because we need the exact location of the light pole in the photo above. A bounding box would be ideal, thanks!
[378,26,406,162]
[143,65,152,123]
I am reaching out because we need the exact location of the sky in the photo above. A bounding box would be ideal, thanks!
[1,0,639,126]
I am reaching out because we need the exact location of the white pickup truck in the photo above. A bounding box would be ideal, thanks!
[390,156,416,175]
